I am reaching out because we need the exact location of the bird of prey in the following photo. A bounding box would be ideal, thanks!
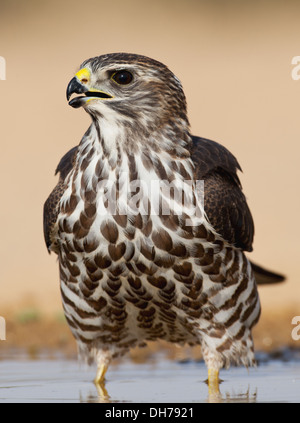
[44,53,284,391]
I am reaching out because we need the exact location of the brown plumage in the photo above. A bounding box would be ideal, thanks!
[44,53,284,389]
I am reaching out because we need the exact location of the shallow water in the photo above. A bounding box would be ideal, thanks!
[0,352,300,403]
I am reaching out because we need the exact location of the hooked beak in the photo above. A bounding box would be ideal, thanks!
[66,77,89,107]
[66,67,113,108]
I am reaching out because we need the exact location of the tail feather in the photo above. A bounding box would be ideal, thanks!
[250,261,285,285]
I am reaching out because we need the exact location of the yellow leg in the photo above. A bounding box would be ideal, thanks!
[94,362,109,385]
[208,368,219,383]
[207,368,221,400]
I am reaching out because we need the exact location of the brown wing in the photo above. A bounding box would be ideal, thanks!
[191,136,254,252]
[43,146,78,252]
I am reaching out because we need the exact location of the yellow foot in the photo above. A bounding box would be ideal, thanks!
[94,362,109,385]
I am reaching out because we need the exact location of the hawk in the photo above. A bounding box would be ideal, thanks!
[44,53,284,391]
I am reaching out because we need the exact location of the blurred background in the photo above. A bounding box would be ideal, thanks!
[0,0,299,356]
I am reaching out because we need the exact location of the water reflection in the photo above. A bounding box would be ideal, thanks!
[206,383,257,403]
[1,356,299,402]
[81,382,112,403]
[80,378,258,403]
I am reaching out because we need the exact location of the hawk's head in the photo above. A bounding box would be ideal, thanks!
[66,53,189,131]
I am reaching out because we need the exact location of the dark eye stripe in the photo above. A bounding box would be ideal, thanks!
[111,70,133,85]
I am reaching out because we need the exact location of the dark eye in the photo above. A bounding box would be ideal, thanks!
[111,70,133,85]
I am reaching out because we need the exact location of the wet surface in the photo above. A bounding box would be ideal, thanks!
[0,350,300,403]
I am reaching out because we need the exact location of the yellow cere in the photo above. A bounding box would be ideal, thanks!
[75,67,91,83]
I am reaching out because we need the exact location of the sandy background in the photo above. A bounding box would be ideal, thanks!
[0,0,299,351]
